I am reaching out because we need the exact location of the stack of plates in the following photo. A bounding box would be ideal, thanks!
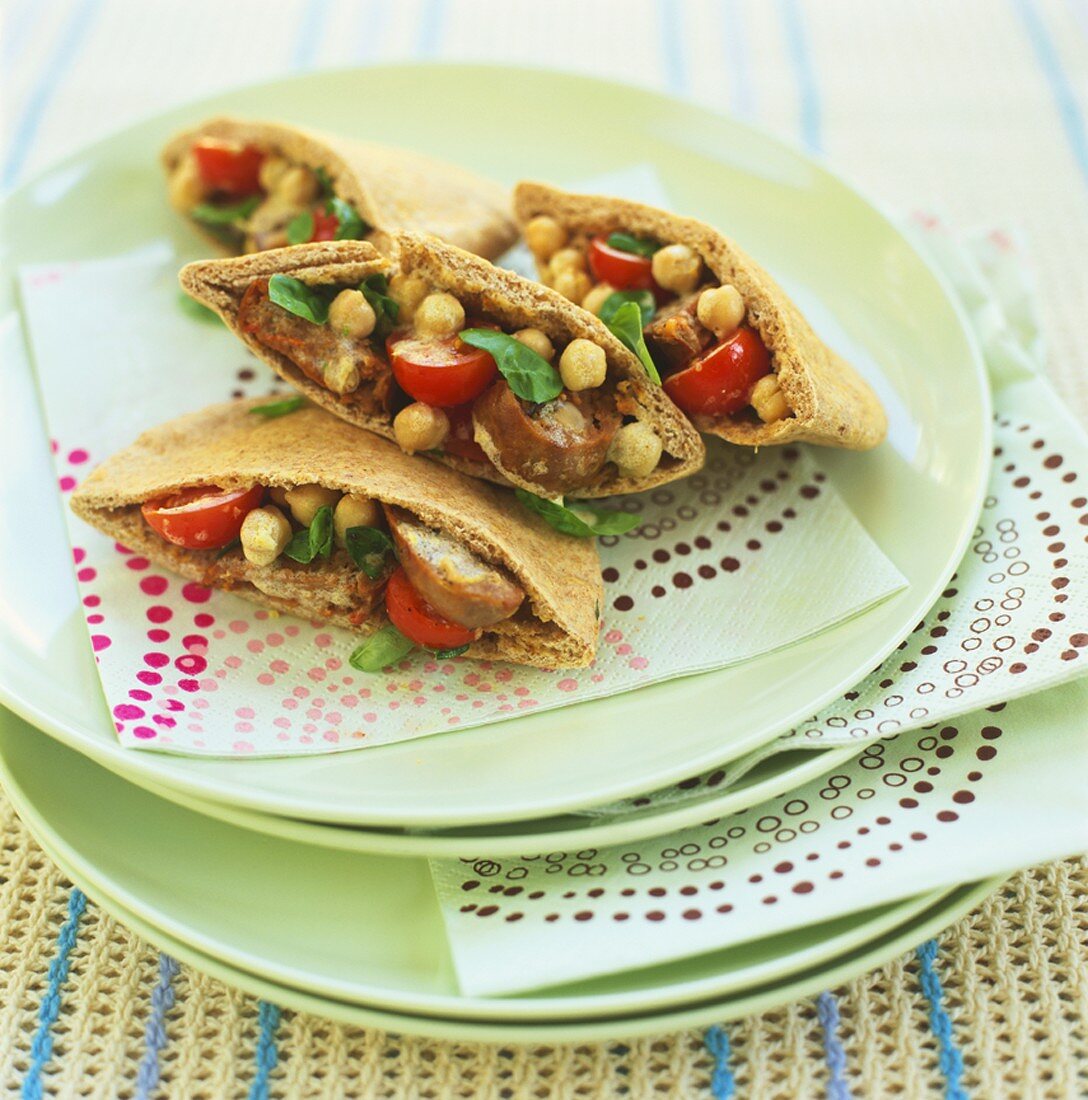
[0,66,993,1041]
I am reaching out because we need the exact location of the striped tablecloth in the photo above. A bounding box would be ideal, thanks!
[2,2,1086,1096]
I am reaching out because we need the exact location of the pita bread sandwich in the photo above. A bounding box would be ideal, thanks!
[70,398,603,671]
[179,235,706,499]
[514,181,887,451]
[162,116,516,260]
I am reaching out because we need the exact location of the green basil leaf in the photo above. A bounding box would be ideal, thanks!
[315,166,334,199]
[514,489,641,538]
[606,231,659,258]
[283,505,334,564]
[190,195,260,226]
[177,293,220,325]
[598,289,655,327]
[329,197,367,240]
[459,329,563,403]
[214,537,240,560]
[358,273,399,339]
[605,300,661,384]
[286,210,314,245]
[345,525,393,579]
[349,625,416,672]
[268,273,330,324]
[433,644,470,659]
[249,395,304,419]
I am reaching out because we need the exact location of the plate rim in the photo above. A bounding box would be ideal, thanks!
[0,61,993,825]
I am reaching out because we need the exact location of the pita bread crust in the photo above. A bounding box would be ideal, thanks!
[514,182,887,451]
[70,398,602,669]
[162,116,517,260]
[179,236,706,498]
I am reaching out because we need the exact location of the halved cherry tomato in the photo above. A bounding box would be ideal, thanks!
[191,140,264,197]
[443,403,489,463]
[662,327,771,418]
[384,566,478,649]
[587,235,655,291]
[387,334,498,408]
[141,485,264,550]
[309,206,340,241]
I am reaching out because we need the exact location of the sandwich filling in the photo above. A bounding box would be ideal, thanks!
[167,137,369,252]
[523,217,790,429]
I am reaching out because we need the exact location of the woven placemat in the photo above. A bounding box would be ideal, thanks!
[0,789,1084,1098]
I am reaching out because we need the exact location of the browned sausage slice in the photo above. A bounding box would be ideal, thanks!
[471,381,620,496]
[384,506,524,629]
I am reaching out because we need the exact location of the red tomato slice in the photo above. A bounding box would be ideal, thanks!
[443,403,489,464]
[309,207,339,241]
[384,567,478,649]
[141,485,265,550]
[662,327,771,418]
[191,140,265,198]
[587,235,655,291]
[387,334,498,408]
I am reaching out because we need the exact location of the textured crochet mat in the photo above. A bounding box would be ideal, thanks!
[0,789,1085,1098]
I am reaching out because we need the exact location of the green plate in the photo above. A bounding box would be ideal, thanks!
[0,64,990,827]
[0,708,995,1026]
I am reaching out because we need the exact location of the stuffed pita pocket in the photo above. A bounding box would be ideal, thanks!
[179,234,706,499]
[514,181,887,451]
[70,399,603,671]
[162,116,516,261]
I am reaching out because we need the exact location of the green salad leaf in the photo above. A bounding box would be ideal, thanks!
[458,329,563,403]
[268,273,331,324]
[598,289,655,327]
[604,300,661,384]
[190,195,260,226]
[345,525,394,579]
[329,197,366,240]
[315,166,334,199]
[286,210,315,245]
[283,505,334,564]
[357,273,399,338]
[606,231,659,258]
[250,395,304,419]
[177,293,220,325]
[349,625,416,671]
[433,644,470,659]
[514,490,641,538]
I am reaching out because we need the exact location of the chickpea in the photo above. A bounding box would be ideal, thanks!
[413,292,465,339]
[697,284,745,338]
[168,154,205,211]
[513,328,554,361]
[651,243,701,295]
[323,354,360,395]
[607,422,663,479]
[581,283,616,316]
[552,269,592,304]
[258,155,290,192]
[559,339,607,391]
[328,289,376,339]
[750,373,790,423]
[268,485,290,509]
[273,165,320,206]
[333,494,383,548]
[240,506,292,567]
[388,272,430,323]
[394,402,449,454]
[285,483,341,526]
[524,215,567,261]
[549,247,586,275]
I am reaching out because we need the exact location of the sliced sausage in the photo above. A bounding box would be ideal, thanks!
[471,380,620,495]
[384,506,524,629]
[645,289,713,374]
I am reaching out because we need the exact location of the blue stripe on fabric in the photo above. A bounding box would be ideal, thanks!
[354,0,391,62]
[657,0,688,96]
[1012,0,1088,186]
[21,888,87,1100]
[703,1024,735,1099]
[134,953,180,1100]
[415,0,446,58]
[817,992,852,1100]
[777,0,822,153]
[720,0,756,120]
[248,1000,282,1100]
[2,0,103,190]
[915,940,968,1100]
[291,0,333,70]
